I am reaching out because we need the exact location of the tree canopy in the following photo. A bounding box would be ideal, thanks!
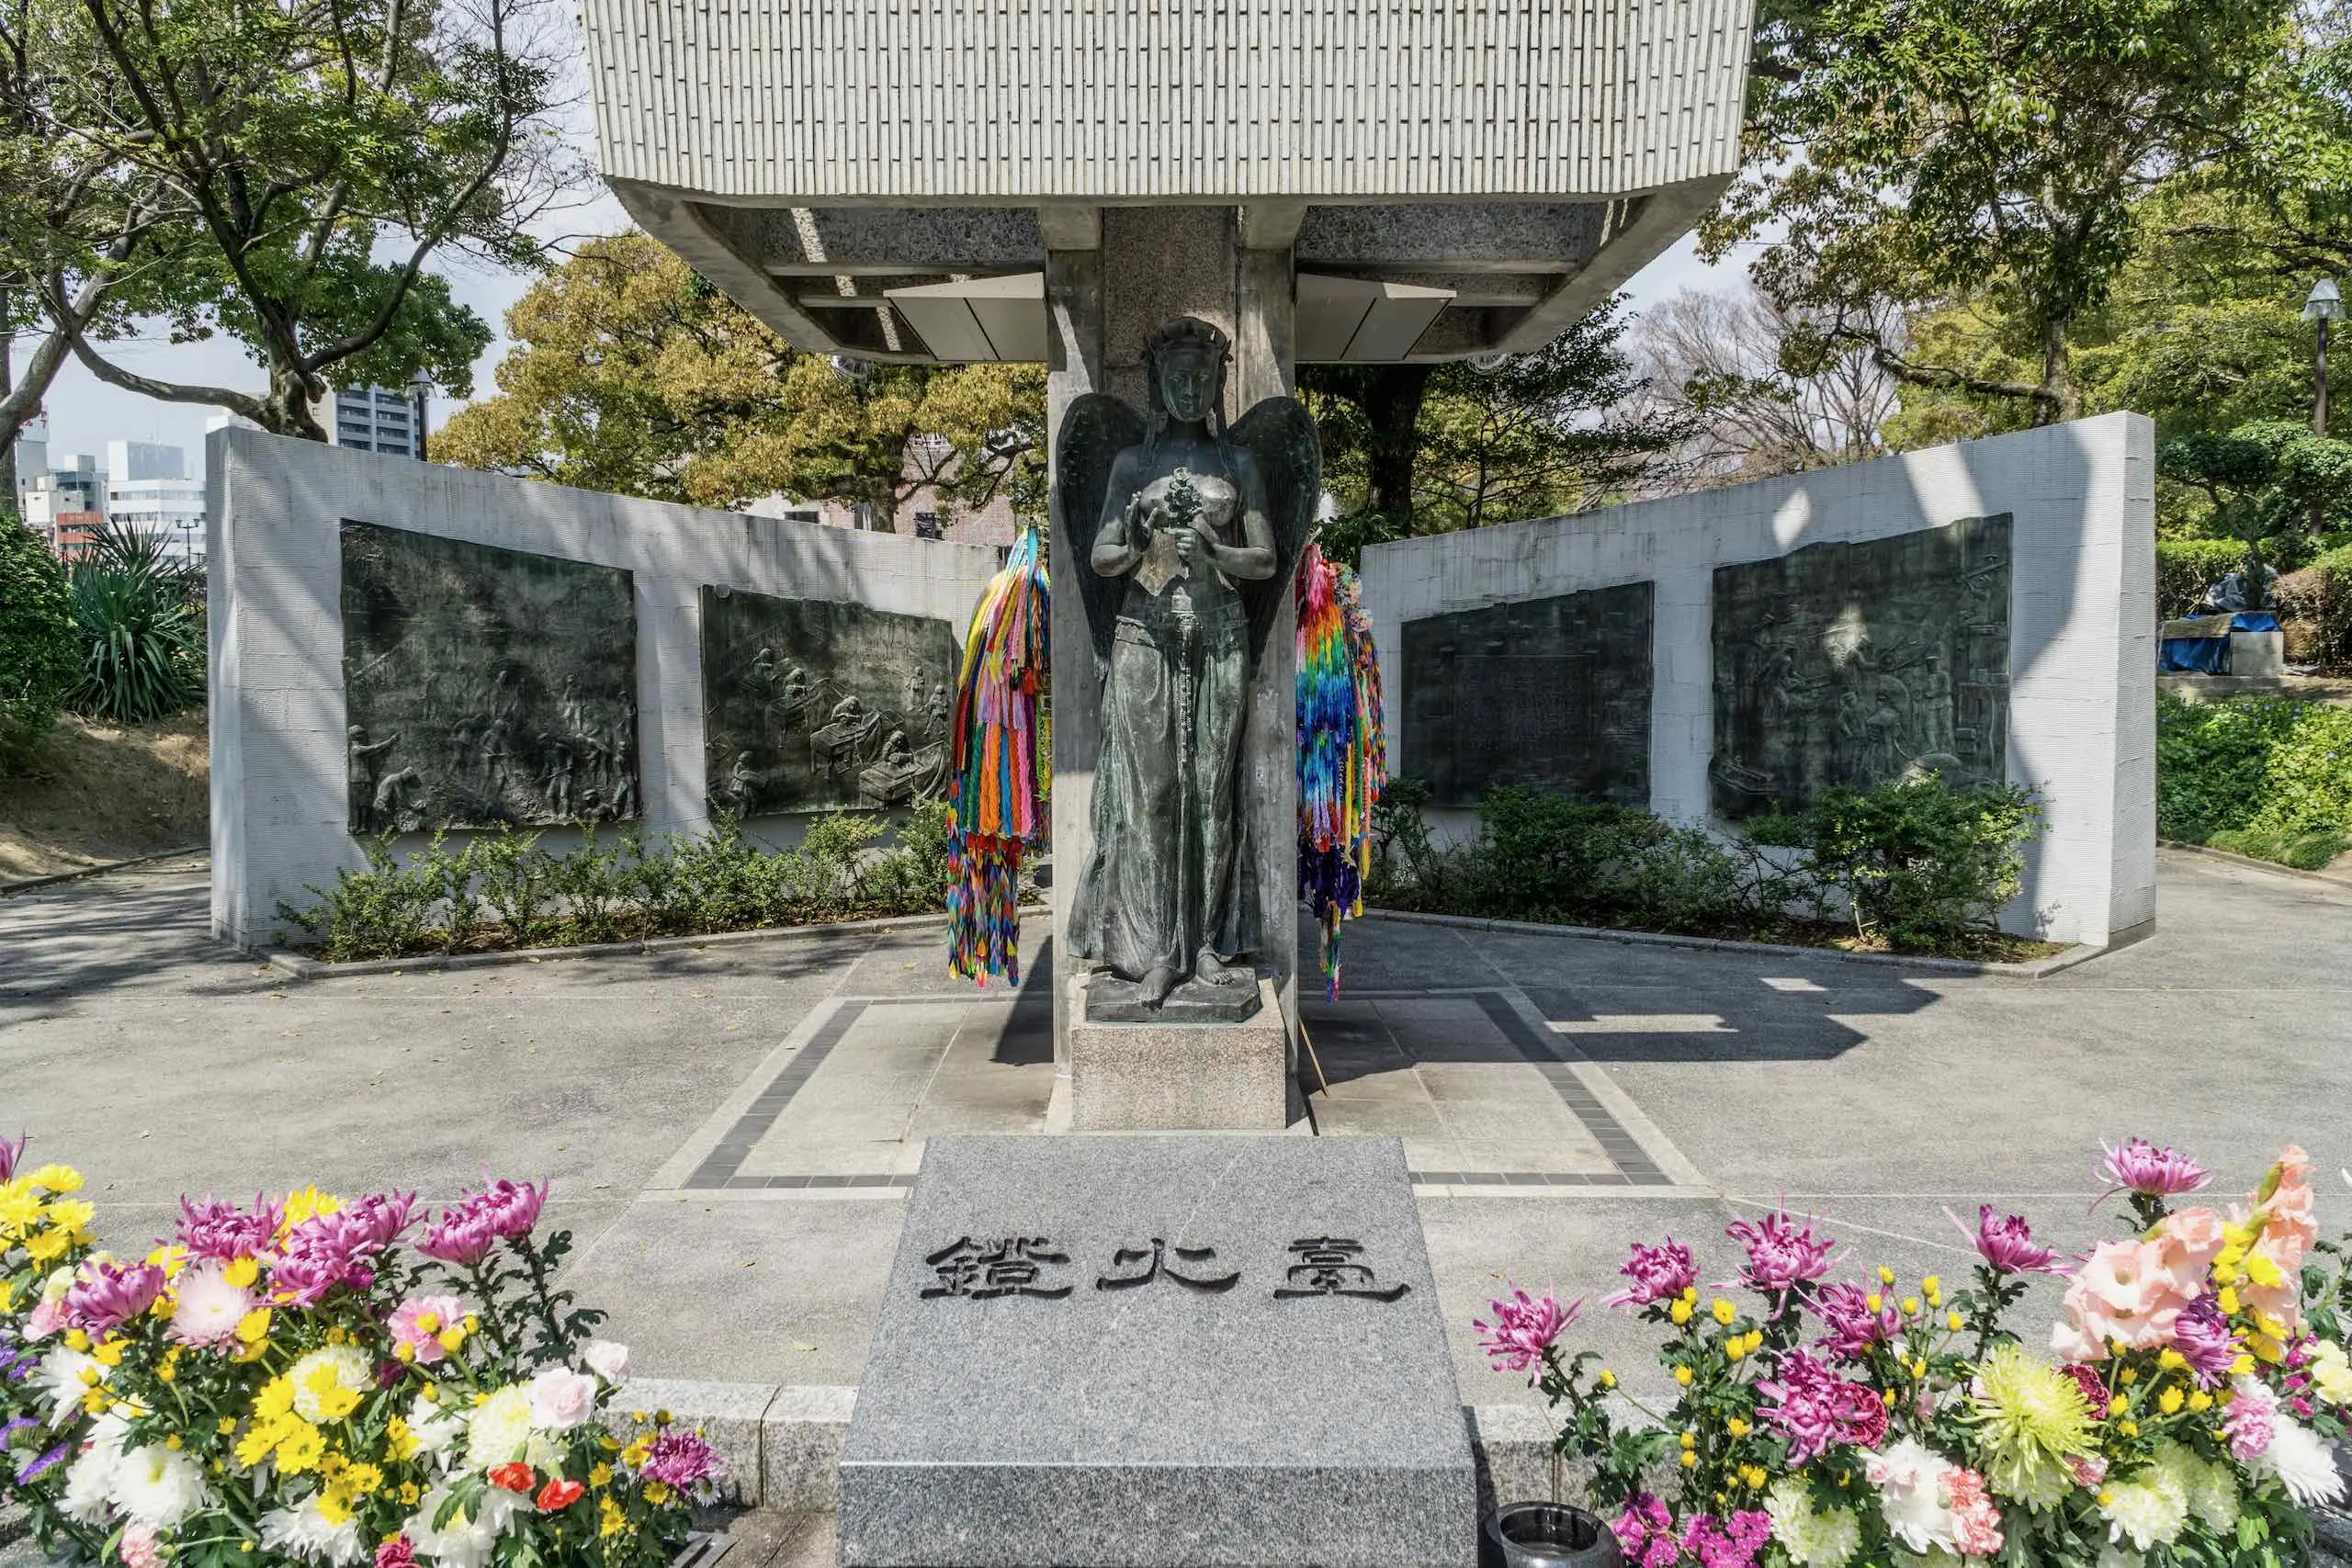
[0,0,571,440]
[437,233,1045,527]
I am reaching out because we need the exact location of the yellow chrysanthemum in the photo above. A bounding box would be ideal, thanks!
[25,1227,71,1261]
[599,1498,628,1539]
[1966,1341,2100,1509]
[276,1423,327,1475]
[383,1417,421,1462]
[24,1165,83,1194]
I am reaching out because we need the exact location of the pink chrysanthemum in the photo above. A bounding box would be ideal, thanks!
[1726,1208,1835,1292]
[1947,1204,2066,1275]
[1474,1287,1578,1374]
[1812,1281,1901,1361]
[639,1429,722,1489]
[1756,1348,1886,1460]
[1681,1510,1772,1568]
[2100,1138,2211,1200]
[1607,1238,1698,1308]
[175,1193,284,1262]
[1612,1495,1680,1568]
[62,1258,166,1335]
[0,1133,24,1182]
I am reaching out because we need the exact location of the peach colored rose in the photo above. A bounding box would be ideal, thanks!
[2052,1239,2194,1360]
[2257,1145,2318,1269]
[2153,1208,2227,1276]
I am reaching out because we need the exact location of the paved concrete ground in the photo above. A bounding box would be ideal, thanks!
[5,847,2351,1413]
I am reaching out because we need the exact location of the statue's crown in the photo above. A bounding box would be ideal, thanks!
[1145,316,1231,364]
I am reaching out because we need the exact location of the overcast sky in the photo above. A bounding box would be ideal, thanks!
[25,170,1753,478]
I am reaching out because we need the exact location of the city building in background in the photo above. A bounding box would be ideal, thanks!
[19,452,107,557]
[106,440,207,566]
[11,418,49,513]
[317,383,429,457]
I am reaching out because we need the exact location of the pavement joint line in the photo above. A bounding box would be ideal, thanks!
[1362,908,2116,978]
[1469,991,1682,1188]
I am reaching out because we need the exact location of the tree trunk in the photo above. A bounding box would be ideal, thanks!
[1,311,15,506]
[1359,364,1432,515]
[2036,312,2080,427]
[263,361,331,441]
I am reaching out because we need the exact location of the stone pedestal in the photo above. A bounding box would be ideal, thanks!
[2231,628,2286,677]
[838,1135,1476,1568]
[1068,975,1290,1132]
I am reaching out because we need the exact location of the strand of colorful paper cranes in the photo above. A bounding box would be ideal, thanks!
[945,528,1049,985]
[1295,541,1387,998]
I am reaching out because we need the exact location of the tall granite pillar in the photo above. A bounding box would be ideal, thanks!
[1046,206,1300,1111]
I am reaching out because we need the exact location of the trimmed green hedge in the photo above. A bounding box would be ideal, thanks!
[0,514,78,770]
[2156,692,2352,869]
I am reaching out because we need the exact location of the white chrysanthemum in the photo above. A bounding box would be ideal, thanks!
[33,1346,104,1425]
[167,1262,254,1349]
[404,1482,527,1568]
[60,1443,117,1524]
[259,1497,366,1566]
[2150,1441,2239,1532]
[1991,1449,2073,1511]
[2253,1415,2346,1507]
[2101,1473,2189,1551]
[288,1345,370,1423]
[464,1384,535,1469]
[2310,1339,2352,1405]
[1765,1479,1862,1568]
[405,1391,465,1462]
[107,1443,208,1528]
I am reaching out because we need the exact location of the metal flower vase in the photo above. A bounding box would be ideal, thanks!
[1480,1501,1623,1568]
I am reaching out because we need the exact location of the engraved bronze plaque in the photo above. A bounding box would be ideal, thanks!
[1400,582,1653,807]
[1710,513,2012,819]
[701,588,960,816]
[340,521,639,833]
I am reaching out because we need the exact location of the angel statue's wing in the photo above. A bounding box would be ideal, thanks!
[1227,395,1322,661]
[1052,392,1149,663]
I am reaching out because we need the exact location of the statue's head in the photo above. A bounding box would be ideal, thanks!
[1145,317,1230,425]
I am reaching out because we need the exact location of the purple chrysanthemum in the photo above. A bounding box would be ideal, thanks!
[2172,1297,2239,1387]
[1607,1237,1698,1308]
[1726,1208,1836,1293]
[417,1207,500,1267]
[0,1133,24,1182]
[175,1193,284,1261]
[1474,1287,1579,1374]
[473,1178,549,1240]
[14,1441,71,1486]
[1947,1204,2067,1275]
[639,1429,722,1489]
[1811,1281,1901,1361]
[2100,1138,2211,1200]
[1755,1348,1887,1461]
[62,1258,165,1335]
[1612,1495,1680,1568]
[270,1194,413,1305]
[1682,1510,1773,1568]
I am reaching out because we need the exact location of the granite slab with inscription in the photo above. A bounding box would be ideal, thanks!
[1711,514,2011,819]
[340,521,639,832]
[1401,582,1653,807]
[701,588,958,816]
[838,1135,1476,1568]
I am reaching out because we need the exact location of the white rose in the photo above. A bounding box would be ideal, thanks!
[582,1338,629,1384]
[526,1366,598,1430]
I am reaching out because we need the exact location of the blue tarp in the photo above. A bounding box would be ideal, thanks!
[2159,611,2281,672]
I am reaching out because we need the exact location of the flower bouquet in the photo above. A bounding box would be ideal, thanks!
[0,1135,724,1568]
[1476,1139,2352,1567]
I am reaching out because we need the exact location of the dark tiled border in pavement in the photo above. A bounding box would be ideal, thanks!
[684,994,1050,1190]
[679,987,1668,1192]
[1470,991,1670,1186]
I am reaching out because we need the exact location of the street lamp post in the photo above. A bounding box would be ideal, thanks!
[2304,278,2343,437]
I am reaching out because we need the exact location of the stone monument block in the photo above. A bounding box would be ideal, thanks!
[839,1134,1476,1568]
[1711,513,2012,819]
[339,520,640,832]
[1068,976,1290,1131]
[1400,582,1654,807]
[698,588,959,815]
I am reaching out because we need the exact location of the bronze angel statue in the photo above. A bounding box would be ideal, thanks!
[1057,316,1319,1015]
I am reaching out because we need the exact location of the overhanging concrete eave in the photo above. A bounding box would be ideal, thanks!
[1487,172,1733,356]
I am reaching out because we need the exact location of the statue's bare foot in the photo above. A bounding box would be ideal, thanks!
[1193,950,1247,986]
[1138,965,1179,1008]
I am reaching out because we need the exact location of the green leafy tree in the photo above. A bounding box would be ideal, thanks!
[0,511,77,767]
[4,0,572,438]
[440,233,1046,526]
[1709,0,2300,423]
[2158,420,2352,606]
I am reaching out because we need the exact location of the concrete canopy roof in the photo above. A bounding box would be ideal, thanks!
[583,0,1755,365]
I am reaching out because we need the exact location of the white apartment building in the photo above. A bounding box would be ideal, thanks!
[320,385,426,457]
[106,440,206,566]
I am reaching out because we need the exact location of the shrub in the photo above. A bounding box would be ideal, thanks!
[475,829,560,948]
[1748,773,2041,950]
[2154,537,2253,619]
[2157,692,2352,868]
[0,513,78,769]
[2273,542,2352,667]
[277,834,441,961]
[64,523,205,723]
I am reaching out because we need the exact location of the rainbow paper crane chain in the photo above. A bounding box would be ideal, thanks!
[1295,543,1386,998]
[946,529,1049,985]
